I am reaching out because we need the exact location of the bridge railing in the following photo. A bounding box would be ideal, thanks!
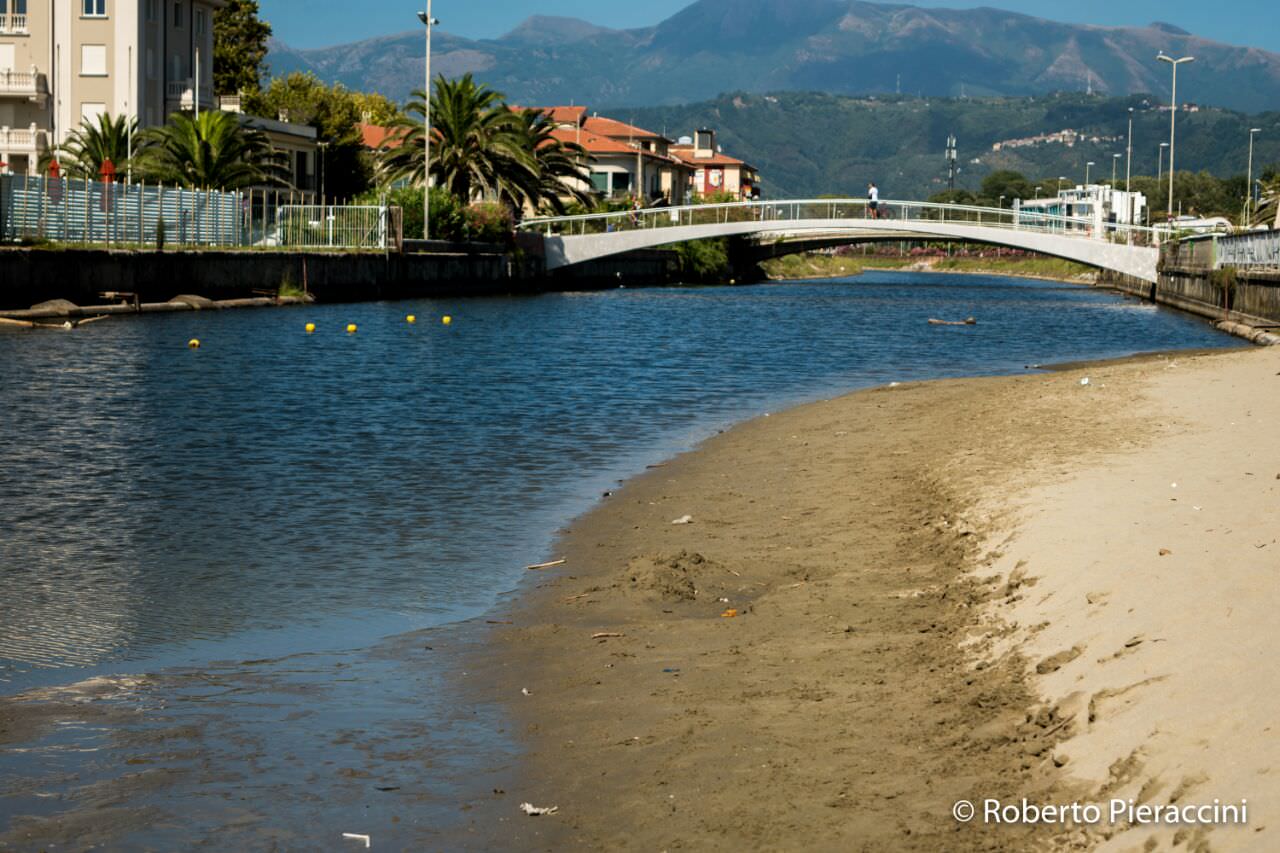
[520,198,1158,247]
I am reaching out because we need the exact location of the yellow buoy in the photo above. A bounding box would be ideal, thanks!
[346,324,358,334]
[406,315,417,324]
[305,323,316,333]
[188,338,200,349]
[442,315,453,326]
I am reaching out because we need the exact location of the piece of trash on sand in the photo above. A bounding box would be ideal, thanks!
[521,687,531,696]
[592,632,625,640]
[1159,549,1173,556]
[1080,377,1090,386]
[671,515,694,525]
[526,558,567,571]
[520,803,559,816]
[721,609,739,618]
[342,833,371,848]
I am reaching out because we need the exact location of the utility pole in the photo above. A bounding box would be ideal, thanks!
[418,4,439,241]
[1246,127,1261,226]
[1158,52,1195,226]
[946,135,957,192]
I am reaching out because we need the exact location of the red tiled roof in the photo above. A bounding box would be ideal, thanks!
[670,145,751,169]
[582,115,668,142]
[360,123,402,150]
[516,105,588,126]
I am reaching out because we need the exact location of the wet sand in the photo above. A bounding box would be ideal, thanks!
[477,345,1278,851]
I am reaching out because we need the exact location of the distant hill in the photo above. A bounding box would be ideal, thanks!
[618,91,1280,199]
[266,0,1280,112]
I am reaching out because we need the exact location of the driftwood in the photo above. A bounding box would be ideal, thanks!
[525,558,567,571]
[591,632,625,640]
[0,315,111,330]
[928,317,977,326]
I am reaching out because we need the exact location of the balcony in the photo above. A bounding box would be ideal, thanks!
[0,13,29,34]
[0,125,49,154]
[0,68,49,102]
[166,79,215,112]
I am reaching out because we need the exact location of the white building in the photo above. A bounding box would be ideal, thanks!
[1015,184,1147,236]
[1,0,222,175]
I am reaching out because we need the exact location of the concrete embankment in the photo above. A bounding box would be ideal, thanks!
[0,241,680,314]
[1098,265,1280,345]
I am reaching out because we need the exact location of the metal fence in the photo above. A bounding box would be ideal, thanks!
[1,174,241,246]
[1216,231,1280,270]
[0,175,399,251]
[270,205,392,250]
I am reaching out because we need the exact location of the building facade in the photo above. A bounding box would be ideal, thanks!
[1016,183,1148,233]
[1,0,220,175]
[671,129,761,201]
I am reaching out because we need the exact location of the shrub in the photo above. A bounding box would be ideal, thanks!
[674,238,731,282]
[463,202,514,244]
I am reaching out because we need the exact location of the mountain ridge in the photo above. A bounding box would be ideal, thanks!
[264,0,1280,112]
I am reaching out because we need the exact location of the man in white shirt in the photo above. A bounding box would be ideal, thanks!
[868,183,880,219]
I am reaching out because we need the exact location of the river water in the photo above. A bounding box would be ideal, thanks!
[0,273,1241,847]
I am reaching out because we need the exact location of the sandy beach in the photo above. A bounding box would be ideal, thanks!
[477,344,1279,851]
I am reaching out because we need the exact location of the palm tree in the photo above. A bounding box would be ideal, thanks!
[498,109,594,215]
[41,113,137,179]
[380,73,534,202]
[135,111,283,189]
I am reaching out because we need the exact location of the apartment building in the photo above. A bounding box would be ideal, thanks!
[0,0,220,175]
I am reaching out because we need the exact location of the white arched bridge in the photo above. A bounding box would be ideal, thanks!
[520,199,1160,283]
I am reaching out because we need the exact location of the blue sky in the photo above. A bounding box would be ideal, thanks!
[261,0,1280,51]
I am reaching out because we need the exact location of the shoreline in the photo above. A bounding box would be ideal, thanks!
[471,344,1276,850]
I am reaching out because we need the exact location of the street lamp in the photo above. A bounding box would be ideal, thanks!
[1246,127,1262,225]
[999,195,1006,209]
[418,5,439,241]
[1086,161,1095,185]
[1158,141,1169,187]
[1157,52,1195,225]
[1058,176,1067,194]
[1125,107,1134,232]
[1112,153,1121,185]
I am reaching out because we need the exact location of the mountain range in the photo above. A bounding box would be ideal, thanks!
[266,0,1280,112]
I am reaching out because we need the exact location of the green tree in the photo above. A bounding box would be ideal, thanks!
[351,91,401,126]
[380,74,533,204]
[136,111,282,189]
[214,0,273,96]
[979,170,1034,206]
[249,72,375,199]
[42,113,137,179]
[497,109,593,214]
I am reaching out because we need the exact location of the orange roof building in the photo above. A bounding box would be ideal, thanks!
[670,129,761,200]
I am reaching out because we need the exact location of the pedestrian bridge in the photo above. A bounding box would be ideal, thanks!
[520,199,1160,283]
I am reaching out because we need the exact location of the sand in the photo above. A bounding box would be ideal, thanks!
[479,345,1279,851]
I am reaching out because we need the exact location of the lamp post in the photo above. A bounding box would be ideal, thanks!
[999,195,1006,209]
[1157,52,1195,225]
[1057,176,1067,194]
[1085,161,1095,186]
[418,5,439,241]
[1158,141,1169,187]
[1246,127,1261,225]
[1111,153,1121,186]
[1125,107,1134,232]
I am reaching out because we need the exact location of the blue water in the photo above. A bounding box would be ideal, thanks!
[0,273,1238,687]
[0,273,1241,847]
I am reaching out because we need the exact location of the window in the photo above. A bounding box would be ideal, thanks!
[0,45,14,73]
[81,102,106,124]
[589,172,609,193]
[146,0,158,22]
[194,8,205,34]
[173,1,183,27]
[80,44,107,76]
[82,0,106,16]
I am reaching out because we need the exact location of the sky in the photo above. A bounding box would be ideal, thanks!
[260,0,1280,52]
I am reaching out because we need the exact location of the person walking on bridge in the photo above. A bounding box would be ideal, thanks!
[868,183,881,219]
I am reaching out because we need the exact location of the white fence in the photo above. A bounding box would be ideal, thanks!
[1216,231,1280,270]
[0,175,399,251]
